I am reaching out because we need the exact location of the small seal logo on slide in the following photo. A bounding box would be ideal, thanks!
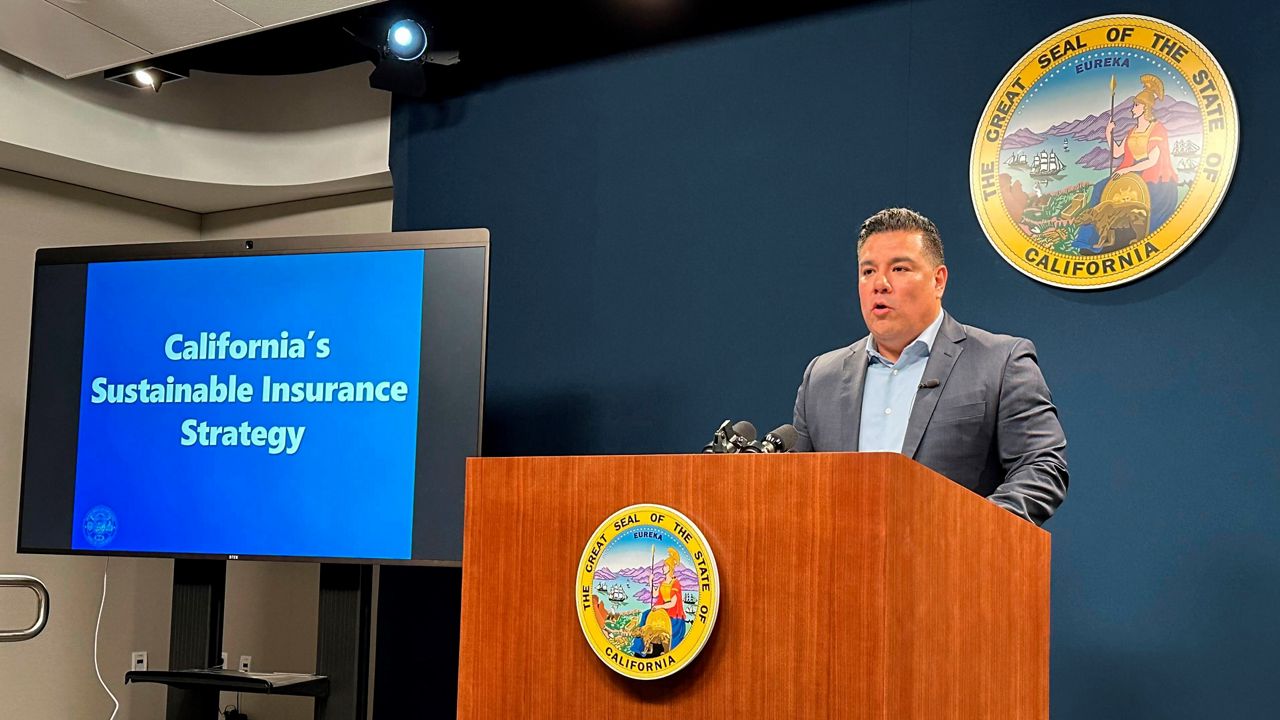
[970,15,1238,288]
[82,505,118,547]
[576,504,719,680]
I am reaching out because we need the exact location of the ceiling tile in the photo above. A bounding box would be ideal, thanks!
[46,0,259,55]
[215,0,383,28]
[0,0,148,78]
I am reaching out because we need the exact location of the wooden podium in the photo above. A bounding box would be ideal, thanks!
[457,452,1049,719]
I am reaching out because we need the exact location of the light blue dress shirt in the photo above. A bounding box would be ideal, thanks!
[859,310,945,452]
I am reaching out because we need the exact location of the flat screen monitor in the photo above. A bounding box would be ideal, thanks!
[17,230,488,564]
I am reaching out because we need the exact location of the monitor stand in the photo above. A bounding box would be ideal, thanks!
[161,559,372,720]
[314,564,372,720]
[165,559,225,719]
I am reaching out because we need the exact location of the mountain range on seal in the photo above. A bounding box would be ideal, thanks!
[1004,94,1201,151]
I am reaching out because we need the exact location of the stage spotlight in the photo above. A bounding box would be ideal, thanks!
[355,16,458,96]
[104,63,188,92]
[386,19,427,61]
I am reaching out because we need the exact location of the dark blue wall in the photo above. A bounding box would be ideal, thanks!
[390,1,1278,715]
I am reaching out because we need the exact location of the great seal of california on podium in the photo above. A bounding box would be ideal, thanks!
[576,504,720,680]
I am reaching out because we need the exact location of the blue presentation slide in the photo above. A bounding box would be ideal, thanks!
[70,250,425,559]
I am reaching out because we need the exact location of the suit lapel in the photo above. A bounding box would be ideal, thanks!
[841,339,869,451]
[901,313,966,459]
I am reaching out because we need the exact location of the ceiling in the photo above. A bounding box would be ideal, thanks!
[0,1,879,88]
[0,0,385,79]
[0,0,876,213]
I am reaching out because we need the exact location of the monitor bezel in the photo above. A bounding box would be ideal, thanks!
[18,229,489,566]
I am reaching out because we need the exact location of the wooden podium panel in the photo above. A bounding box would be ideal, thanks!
[457,453,1049,719]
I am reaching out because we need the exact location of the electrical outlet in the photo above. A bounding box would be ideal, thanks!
[221,652,228,669]
[131,651,148,672]
[238,654,252,673]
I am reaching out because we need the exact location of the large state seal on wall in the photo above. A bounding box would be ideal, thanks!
[970,15,1238,289]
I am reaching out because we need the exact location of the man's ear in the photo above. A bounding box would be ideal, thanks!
[933,264,948,298]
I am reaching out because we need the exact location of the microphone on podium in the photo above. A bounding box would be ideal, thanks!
[702,420,758,453]
[741,424,798,453]
[758,424,798,453]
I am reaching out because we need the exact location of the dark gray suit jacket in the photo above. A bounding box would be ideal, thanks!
[792,312,1067,525]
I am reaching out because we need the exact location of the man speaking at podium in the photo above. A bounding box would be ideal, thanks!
[792,208,1067,525]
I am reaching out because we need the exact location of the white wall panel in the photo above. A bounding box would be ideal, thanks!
[0,56,390,212]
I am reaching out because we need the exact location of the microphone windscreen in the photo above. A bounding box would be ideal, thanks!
[767,424,799,452]
[731,420,757,442]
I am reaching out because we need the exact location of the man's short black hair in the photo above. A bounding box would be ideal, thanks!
[857,207,945,267]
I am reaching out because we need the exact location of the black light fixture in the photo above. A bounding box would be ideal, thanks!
[364,17,459,97]
[386,19,427,61]
[104,63,189,92]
